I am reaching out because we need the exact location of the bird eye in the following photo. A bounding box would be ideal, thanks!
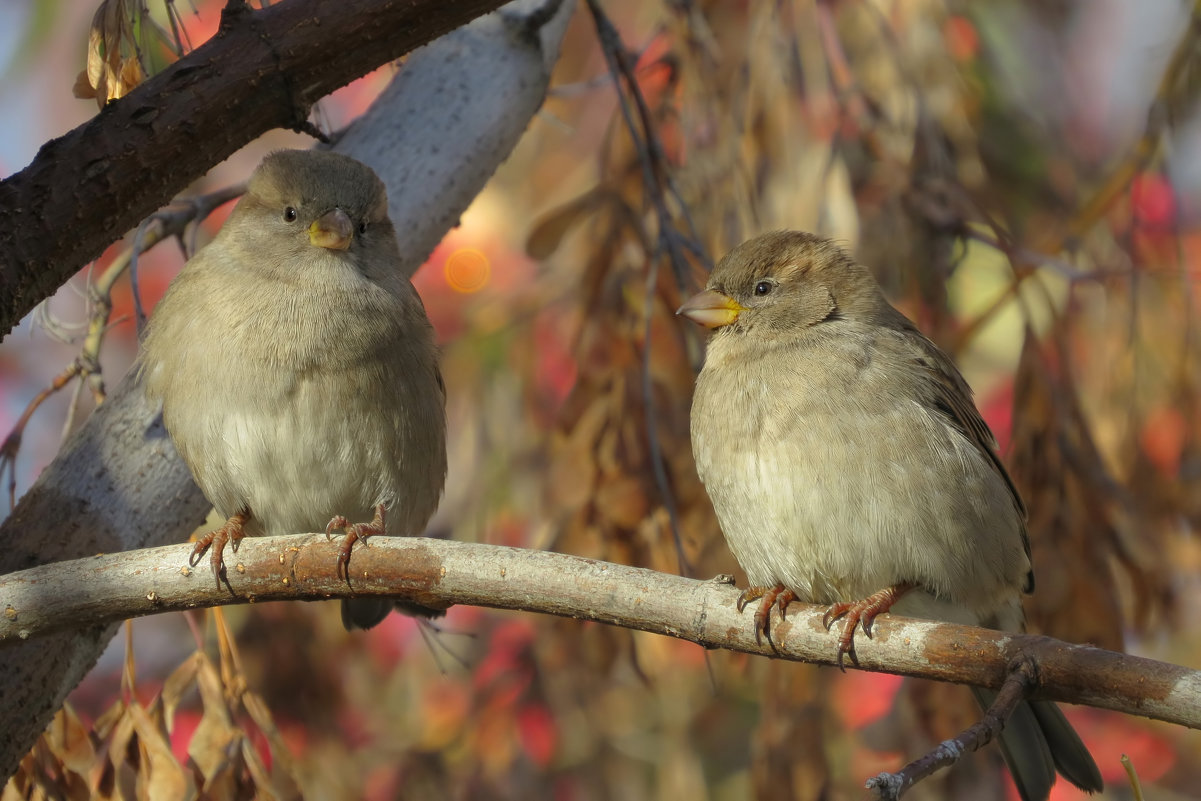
[358,221,368,235]
[754,280,773,296]
[283,207,297,222]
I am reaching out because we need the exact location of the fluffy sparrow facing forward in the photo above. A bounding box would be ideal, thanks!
[141,149,447,630]
[679,231,1101,800]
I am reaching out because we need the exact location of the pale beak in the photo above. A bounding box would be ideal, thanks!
[677,289,746,328]
[308,208,353,250]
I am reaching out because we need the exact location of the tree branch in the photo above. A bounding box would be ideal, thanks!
[0,0,511,335]
[867,659,1039,799]
[3,534,1198,731]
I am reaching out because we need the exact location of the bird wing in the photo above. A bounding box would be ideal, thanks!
[901,322,1034,592]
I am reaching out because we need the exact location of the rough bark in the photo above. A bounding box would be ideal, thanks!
[0,0,574,780]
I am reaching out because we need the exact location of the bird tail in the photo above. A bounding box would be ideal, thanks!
[340,598,448,631]
[1029,699,1105,793]
[341,598,394,631]
[972,688,1103,800]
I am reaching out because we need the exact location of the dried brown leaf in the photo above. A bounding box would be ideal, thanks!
[1009,329,1160,648]
[526,189,607,260]
[43,704,95,779]
[548,396,608,510]
[189,654,237,784]
[127,705,188,801]
[595,473,650,529]
[242,692,302,801]
[74,0,163,108]
[101,705,139,801]
[161,651,202,736]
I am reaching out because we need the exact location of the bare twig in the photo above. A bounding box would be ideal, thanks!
[1121,753,1146,801]
[0,362,86,510]
[1051,3,1200,251]
[586,0,708,575]
[813,0,887,156]
[547,45,661,98]
[586,0,707,288]
[867,658,1037,799]
[128,182,247,332]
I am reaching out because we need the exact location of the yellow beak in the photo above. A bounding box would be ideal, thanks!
[677,289,746,328]
[308,208,353,251]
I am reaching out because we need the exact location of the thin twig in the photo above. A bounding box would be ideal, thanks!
[586,0,704,575]
[586,0,708,285]
[813,0,889,160]
[129,182,246,333]
[0,362,85,510]
[1121,753,1146,801]
[547,47,660,98]
[867,659,1037,799]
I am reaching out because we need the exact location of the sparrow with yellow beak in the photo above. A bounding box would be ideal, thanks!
[679,231,1102,801]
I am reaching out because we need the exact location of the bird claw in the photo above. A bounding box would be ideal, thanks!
[822,583,914,671]
[325,503,386,583]
[188,540,208,568]
[737,584,797,650]
[736,585,767,614]
[189,512,248,590]
[324,515,350,539]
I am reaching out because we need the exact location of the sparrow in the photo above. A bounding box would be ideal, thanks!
[679,230,1102,800]
[140,149,447,630]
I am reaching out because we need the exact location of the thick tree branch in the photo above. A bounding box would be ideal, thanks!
[3,534,1198,731]
[0,0,510,335]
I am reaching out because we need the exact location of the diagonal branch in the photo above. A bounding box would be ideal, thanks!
[867,658,1038,799]
[0,0,511,336]
[3,534,1199,732]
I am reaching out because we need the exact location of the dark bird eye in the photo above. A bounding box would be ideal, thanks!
[358,221,368,235]
[283,207,297,222]
[754,280,773,296]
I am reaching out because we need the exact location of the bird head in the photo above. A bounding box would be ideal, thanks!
[677,230,882,337]
[226,149,401,282]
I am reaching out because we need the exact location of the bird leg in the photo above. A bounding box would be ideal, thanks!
[189,511,249,589]
[822,582,914,669]
[737,583,798,648]
[326,503,387,583]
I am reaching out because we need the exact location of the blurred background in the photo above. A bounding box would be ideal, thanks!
[2,0,1200,798]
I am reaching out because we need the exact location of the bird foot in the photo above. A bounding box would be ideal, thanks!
[326,503,387,583]
[189,511,249,589]
[737,583,797,649]
[822,582,914,669]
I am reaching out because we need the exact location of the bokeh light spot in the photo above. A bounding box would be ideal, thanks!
[943,15,979,62]
[444,248,490,293]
